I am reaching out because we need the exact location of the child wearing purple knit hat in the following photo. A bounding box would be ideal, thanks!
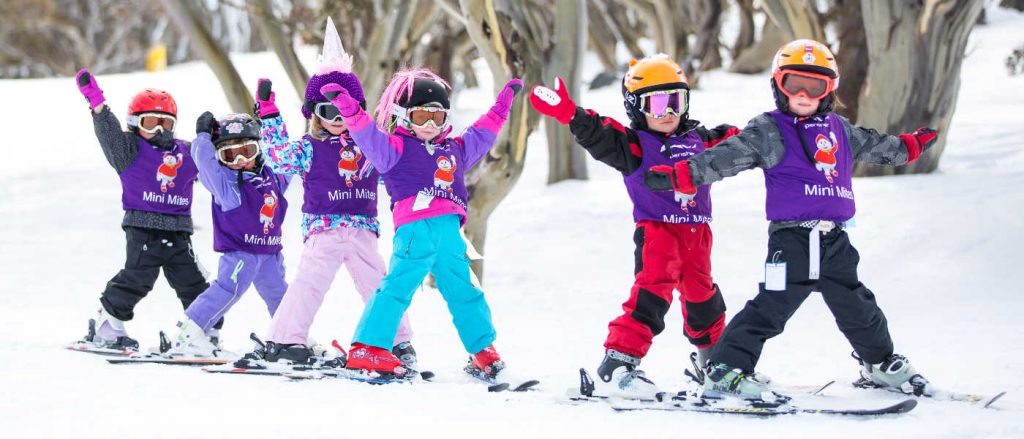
[234,18,417,370]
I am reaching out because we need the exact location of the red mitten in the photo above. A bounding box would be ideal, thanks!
[529,77,577,124]
[645,162,697,195]
[898,127,938,163]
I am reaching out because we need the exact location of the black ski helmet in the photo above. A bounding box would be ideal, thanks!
[213,113,261,146]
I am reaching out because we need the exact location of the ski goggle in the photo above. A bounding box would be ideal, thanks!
[135,113,176,133]
[639,89,688,118]
[216,140,260,165]
[314,102,343,123]
[773,70,835,100]
[407,106,448,128]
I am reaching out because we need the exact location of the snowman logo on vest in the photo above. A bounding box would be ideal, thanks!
[156,152,184,193]
[813,132,840,184]
[338,144,362,187]
[259,190,278,234]
[434,155,456,192]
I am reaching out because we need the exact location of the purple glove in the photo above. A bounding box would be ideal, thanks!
[319,83,361,117]
[75,69,105,109]
[489,78,524,119]
[254,78,279,118]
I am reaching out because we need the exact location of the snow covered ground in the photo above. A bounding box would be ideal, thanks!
[1,7,1022,438]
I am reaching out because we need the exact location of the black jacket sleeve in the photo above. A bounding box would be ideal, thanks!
[566,107,644,175]
[91,106,138,174]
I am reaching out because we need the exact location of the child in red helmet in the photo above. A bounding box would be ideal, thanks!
[68,69,213,354]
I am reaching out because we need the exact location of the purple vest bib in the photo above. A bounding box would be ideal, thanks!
[301,134,378,217]
[212,167,289,254]
[120,138,197,215]
[764,110,855,222]
[382,134,469,210]
[624,130,713,224]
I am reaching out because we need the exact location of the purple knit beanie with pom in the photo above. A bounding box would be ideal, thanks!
[302,71,365,119]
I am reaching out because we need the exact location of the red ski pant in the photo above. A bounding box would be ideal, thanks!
[604,221,726,358]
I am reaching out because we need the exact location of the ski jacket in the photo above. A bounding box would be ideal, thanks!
[92,106,195,233]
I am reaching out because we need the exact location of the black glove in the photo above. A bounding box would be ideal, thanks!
[196,111,219,137]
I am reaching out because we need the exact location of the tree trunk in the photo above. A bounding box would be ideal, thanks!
[357,0,418,112]
[854,0,984,176]
[459,0,544,282]
[834,0,868,121]
[695,0,723,71]
[546,0,590,184]
[761,0,827,41]
[586,4,619,73]
[731,0,756,60]
[1003,0,1024,11]
[246,0,309,99]
[729,18,785,73]
[598,0,646,59]
[161,0,254,112]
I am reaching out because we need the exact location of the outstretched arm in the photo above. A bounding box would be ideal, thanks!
[77,70,137,173]
[841,116,937,166]
[645,114,783,193]
[321,83,405,173]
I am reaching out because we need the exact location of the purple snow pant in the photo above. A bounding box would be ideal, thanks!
[185,251,288,332]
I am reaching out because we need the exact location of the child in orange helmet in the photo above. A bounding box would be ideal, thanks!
[531,55,739,399]
[645,40,938,402]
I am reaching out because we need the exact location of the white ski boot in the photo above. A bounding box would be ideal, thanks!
[855,353,932,396]
[591,350,660,399]
[166,318,222,358]
[86,308,139,351]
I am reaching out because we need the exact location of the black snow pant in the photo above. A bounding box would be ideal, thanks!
[710,227,894,372]
[99,226,222,329]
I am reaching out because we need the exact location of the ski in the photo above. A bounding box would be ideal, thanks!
[282,368,433,385]
[848,378,1006,408]
[609,395,918,416]
[463,364,539,392]
[65,341,136,357]
[107,354,230,366]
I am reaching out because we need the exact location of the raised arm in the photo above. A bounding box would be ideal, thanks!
[841,116,938,166]
[531,76,643,175]
[193,112,242,211]
[77,69,136,173]
[459,78,522,168]
[321,83,404,173]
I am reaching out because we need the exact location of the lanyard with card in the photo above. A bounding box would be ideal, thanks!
[765,250,787,291]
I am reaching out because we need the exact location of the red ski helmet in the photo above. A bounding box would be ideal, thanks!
[127,89,177,129]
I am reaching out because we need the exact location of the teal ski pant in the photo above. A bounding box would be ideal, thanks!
[353,214,496,354]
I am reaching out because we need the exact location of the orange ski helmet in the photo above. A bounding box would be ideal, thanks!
[770,39,840,115]
[621,54,690,130]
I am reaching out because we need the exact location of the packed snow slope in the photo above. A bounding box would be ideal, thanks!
[1,7,1022,439]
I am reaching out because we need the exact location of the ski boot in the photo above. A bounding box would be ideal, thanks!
[703,362,787,403]
[590,349,660,399]
[83,308,139,351]
[346,343,407,377]
[465,344,507,381]
[854,352,932,396]
[164,318,221,358]
[392,341,419,371]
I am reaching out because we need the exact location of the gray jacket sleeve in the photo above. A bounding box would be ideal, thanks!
[91,106,137,173]
[687,113,787,186]
[840,116,910,166]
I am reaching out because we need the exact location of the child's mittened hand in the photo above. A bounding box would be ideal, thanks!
[645,162,697,195]
[254,78,279,118]
[75,69,105,109]
[195,111,219,137]
[489,78,525,118]
[898,127,938,162]
[529,77,576,125]
[319,83,360,116]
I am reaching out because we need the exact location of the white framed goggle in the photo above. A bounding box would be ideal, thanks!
[128,112,177,133]
[639,89,688,119]
[216,140,260,165]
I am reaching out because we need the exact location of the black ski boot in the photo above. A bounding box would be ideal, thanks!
[392,341,419,371]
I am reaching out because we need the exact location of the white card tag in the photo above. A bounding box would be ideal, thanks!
[412,192,434,211]
[765,250,787,291]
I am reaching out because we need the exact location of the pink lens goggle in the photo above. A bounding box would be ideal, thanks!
[639,89,688,118]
